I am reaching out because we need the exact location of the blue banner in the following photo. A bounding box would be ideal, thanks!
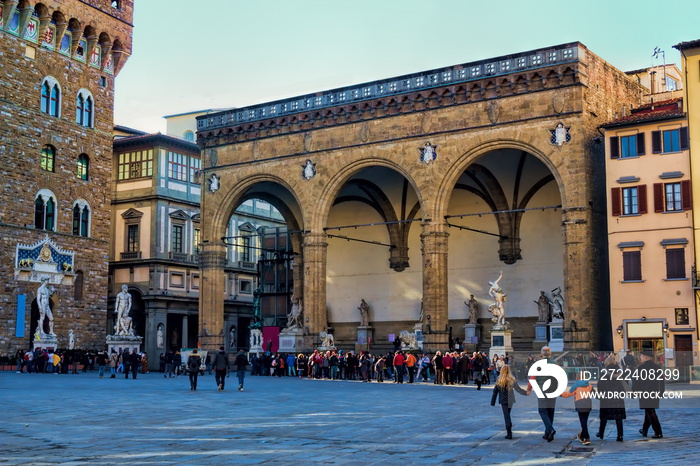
[16,294,26,337]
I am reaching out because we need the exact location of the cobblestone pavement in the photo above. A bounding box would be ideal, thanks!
[0,371,698,465]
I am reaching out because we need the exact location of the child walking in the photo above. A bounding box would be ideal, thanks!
[561,374,593,445]
[490,365,528,439]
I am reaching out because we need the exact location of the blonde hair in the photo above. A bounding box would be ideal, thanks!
[496,365,515,389]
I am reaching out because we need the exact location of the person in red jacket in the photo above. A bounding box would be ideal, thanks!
[442,352,454,385]
[393,351,406,383]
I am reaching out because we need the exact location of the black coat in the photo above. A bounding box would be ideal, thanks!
[633,360,665,409]
[597,377,628,420]
[491,382,528,408]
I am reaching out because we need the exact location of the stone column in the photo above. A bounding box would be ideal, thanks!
[198,241,226,353]
[561,207,595,349]
[302,232,328,345]
[420,222,450,351]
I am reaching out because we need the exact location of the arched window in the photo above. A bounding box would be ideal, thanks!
[77,153,89,180]
[34,190,57,231]
[74,271,84,301]
[40,77,61,117]
[72,200,90,237]
[41,145,55,172]
[183,131,195,142]
[76,89,94,127]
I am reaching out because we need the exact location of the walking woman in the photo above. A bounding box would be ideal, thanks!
[472,352,486,390]
[490,365,528,439]
[596,357,628,441]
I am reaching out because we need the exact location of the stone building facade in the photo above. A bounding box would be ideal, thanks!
[0,0,133,352]
[196,42,646,354]
[196,42,652,354]
[111,131,288,358]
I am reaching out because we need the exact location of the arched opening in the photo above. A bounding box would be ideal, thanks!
[325,165,423,348]
[446,148,563,350]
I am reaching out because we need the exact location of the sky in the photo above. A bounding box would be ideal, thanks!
[114,0,700,134]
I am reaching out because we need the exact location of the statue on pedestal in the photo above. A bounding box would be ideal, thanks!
[550,287,565,321]
[399,330,419,349]
[228,325,236,350]
[114,285,134,336]
[319,330,335,348]
[535,291,551,323]
[68,329,75,350]
[358,299,370,327]
[487,271,507,327]
[465,294,479,324]
[157,324,164,349]
[249,286,263,329]
[36,277,56,336]
[284,293,303,330]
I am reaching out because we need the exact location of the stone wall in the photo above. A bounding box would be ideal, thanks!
[0,0,133,354]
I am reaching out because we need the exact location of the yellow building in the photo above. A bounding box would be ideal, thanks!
[602,97,697,377]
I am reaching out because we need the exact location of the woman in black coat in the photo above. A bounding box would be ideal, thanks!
[472,352,485,390]
[596,360,629,441]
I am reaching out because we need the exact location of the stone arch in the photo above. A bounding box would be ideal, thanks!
[211,174,305,243]
[313,158,424,232]
[436,138,565,219]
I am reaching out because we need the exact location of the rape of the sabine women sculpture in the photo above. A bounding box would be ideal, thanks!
[487,272,508,329]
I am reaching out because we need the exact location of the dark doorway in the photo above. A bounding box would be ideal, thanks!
[674,334,693,382]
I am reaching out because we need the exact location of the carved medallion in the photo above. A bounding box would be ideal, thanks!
[552,90,565,114]
[208,174,220,193]
[301,159,316,180]
[359,122,370,143]
[487,101,500,124]
[419,142,438,164]
[420,113,433,134]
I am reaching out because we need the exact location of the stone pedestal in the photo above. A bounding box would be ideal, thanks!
[533,322,548,350]
[355,326,373,353]
[278,328,304,354]
[548,320,564,352]
[249,328,263,354]
[464,324,482,347]
[33,333,58,351]
[489,327,513,362]
[106,334,143,355]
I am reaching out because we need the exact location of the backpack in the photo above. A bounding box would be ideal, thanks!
[188,355,200,371]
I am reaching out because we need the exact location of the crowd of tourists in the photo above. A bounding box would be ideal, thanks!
[15,347,150,378]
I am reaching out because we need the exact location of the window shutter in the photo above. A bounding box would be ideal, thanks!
[680,127,689,150]
[611,187,621,216]
[638,185,647,214]
[610,137,619,159]
[637,133,645,155]
[666,248,686,279]
[651,131,661,153]
[681,179,692,210]
[623,250,642,281]
[653,183,664,213]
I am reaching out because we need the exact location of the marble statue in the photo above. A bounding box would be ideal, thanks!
[418,299,424,323]
[465,294,479,324]
[285,293,303,330]
[36,277,56,336]
[550,287,565,320]
[68,329,74,350]
[157,323,164,349]
[319,330,335,348]
[114,285,134,336]
[487,271,507,327]
[228,325,236,349]
[358,299,370,327]
[399,330,418,349]
[535,291,551,323]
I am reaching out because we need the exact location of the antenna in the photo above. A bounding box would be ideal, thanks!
[652,46,667,90]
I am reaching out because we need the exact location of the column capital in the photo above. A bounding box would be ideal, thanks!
[198,241,226,270]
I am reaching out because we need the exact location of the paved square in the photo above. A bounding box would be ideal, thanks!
[0,372,698,464]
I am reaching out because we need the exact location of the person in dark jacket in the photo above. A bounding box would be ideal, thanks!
[234,350,248,391]
[527,346,558,442]
[186,349,202,390]
[635,351,665,438]
[122,349,131,379]
[490,366,528,438]
[596,358,628,442]
[471,352,485,390]
[130,351,141,379]
[212,346,230,391]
